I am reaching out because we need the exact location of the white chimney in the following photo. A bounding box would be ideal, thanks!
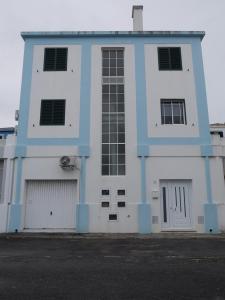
[132,5,143,31]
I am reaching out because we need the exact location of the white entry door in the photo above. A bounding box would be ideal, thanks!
[160,180,192,230]
[24,180,77,230]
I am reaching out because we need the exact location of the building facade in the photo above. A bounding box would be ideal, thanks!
[1,6,225,233]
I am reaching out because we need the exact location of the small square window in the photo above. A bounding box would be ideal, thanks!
[101,189,110,196]
[40,99,65,126]
[101,202,110,207]
[158,47,182,71]
[44,48,68,71]
[161,99,187,125]
[117,202,126,207]
[117,189,126,196]
[109,214,117,221]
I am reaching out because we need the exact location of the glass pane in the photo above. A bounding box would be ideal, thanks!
[102,85,109,93]
[102,94,109,103]
[110,165,117,175]
[102,51,109,59]
[117,68,124,76]
[163,103,172,116]
[102,123,109,133]
[110,103,117,112]
[102,165,109,175]
[110,94,117,102]
[117,85,124,93]
[165,116,173,124]
[110,68,116,76]
[117,59,124,68]
[118,114,125,122]
[118,104,124,112]
[118,155,125,164]
[102,114,110,122]
[102,133,110,143]
[110,59,116,68]
[118,94,124,103]
[118,123,125,132]
[110,133,117,143]
[103,59,109,68]
[110,85,116,93]
[110,144,117,153]
[118,133,125,143]
[110,114,117,122]
[102,144,109,154]
[110,155,117,164]
[118,144,125,154]
[102,104,109,112]
[102,155,109,164]
[110,123,117,132]
[103,68,109,76]
[110,51,116,58]
[117,50,123,59]
[118,165,125,175]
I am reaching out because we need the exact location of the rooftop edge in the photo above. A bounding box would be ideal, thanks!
[21,31,205,40]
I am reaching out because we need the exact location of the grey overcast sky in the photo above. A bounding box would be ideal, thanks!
[0,0,224,127]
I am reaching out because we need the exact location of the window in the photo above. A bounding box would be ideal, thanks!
[101,202,110,207]
[158,47,182,70]
[40,100,65,126]
[117,189,125,196]
[101,49,126,176]
[109,214,117,221]
[161,99,187,125]
[44,48,68,71]
[101,189,110,196]
[117,202,125,207]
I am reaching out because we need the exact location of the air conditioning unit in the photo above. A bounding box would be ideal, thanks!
[59,156,80,170]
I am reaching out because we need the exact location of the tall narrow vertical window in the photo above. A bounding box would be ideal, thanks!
[101,49,125,176]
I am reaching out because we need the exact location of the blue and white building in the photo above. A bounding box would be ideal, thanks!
[1,6,225,233]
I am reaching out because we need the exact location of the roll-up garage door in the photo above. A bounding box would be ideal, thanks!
[25,180,77,230]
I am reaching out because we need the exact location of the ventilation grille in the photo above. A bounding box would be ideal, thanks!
[152,216,159,224]
[198,216,204,224]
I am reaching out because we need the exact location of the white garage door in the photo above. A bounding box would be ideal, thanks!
[24,180,77,230]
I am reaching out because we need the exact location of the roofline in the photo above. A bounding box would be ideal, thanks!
[21,31,205,40]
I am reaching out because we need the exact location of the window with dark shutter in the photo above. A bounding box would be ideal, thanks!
[158,47,182,70]
[44,48,68,71]
[40,100,65,126]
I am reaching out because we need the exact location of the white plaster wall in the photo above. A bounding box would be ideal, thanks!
[86,44,140,233]
[28,45,81,138]
[210,157,225,204]
[26,145,79,157]
[145,44,199,138]
[217,203,225,232]
[146,156,207,233]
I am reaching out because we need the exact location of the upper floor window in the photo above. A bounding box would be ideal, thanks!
[158,47,182,71]
[102,49,124,77]
[161,99,187,125]
[43,48,68,71]
[40,99,65,126]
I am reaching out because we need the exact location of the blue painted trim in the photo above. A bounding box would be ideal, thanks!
[8,157,24,232]
[76,204,89,233]
[138,203,151,233]
[15,145,26,157]
[137,145,149,157]
[17,41,33,145]
[135,41,148,146]
[201,145,213,157]
[140,157,147,203]
[192,40,211,145]
[79,41,91,151]
[8,204,22,232]
[79,157,86,204]
[204,203,219,233]
[204,157,212,204]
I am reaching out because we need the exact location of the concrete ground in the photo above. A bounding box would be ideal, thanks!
[0,234,225,300]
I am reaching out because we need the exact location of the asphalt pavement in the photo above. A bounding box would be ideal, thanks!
[0,234,225,300]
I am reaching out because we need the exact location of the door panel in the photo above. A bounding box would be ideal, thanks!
[25,180,77,229]
[161,180,192,229]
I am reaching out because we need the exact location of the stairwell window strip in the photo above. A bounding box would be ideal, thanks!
[101,49,126,176]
